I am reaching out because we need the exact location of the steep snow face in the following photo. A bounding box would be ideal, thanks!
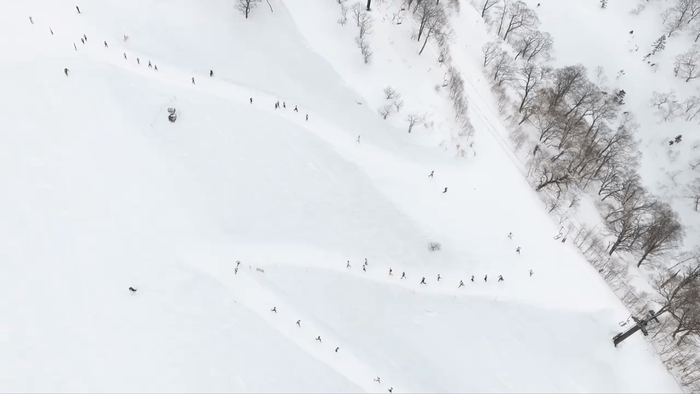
[0,0,681,392]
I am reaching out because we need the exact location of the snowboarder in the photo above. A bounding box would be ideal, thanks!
[123,53,127,59]
[64,68,69,76]
[529,269,533,277]
[250,98,253,104]
[29,16,33,24]
[484,274,488,282]
[305,114,309,121]
[516,247,521,254]
[459,280,464,288]
[148,61,152,68]
[271,306,277,313]
[76,6,81,14]
[315,336,322,342]
[420,277,426,285]
[508,232,513,239]
[401,271,406,279]
[335,347,339,352]
[104,41,108,48]
[210,70,213,77]
[136,57,140,64]
[498,275,504,282]
[443,187,448,193]
[437,274,441,281]
[471,275,474,282]
[389,268,393,275]
[296,320,301,326]
[294,105,298,112]
[356,135,361,143]
[346,260,351,268]
[374,377,381,383]
[191,77,195,84]
[428,170,434,178]
[81,38,85,44]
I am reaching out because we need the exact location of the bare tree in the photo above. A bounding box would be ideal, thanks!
[675,46,700,82]
[406,113,425,132]
[415,1,442,42]
[378,104,394,119]
[637,202,685,267]
[482,41,500,67]
[393,99,405,112]
[419,6,447,55]
[501,1,539,41]
[237,0,260,19]
[338,4,349,25]
[490,50,516,86]
[664,0,700,37]
[688,178,700,211]
[654,257,700,345]
[494,0,512,37]
[358,11,373,37]
[352,2,364,26]
[651,35,667,56]
[513,63,550,115]
[479,0,500,17]
[513,30,553,62]
[384,86,400,100]
[355,35,373,64]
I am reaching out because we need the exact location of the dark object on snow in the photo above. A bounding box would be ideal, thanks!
[346,260,351,268]
[154,65,158,71]
[148,61,152,68]
[388,388,393,393]
[516,247,521,254]
[443,187,448,193]
[50,28,54,35]
[315,336,322,342]
[437,274,441,281]
[420,277,426,285]
[191,77,195,84]
[389,268,393,275]
[136,58,140,64]
[374,377,381,383]
[104,41,108,48]
[29,16,34,24]
[271,307,277,313]
[401,271,406,279]
[459,280,464,288]
[73,43,77,51]
[123,53,127,59]
[210,70,213,77]
[429,170,434,177]
[335,347,339,352]
[305,114,309,121]
[250,98,253,104]
[529,269,533,277]
[81,38,84,44]
[64,68,69,76]
[283,102,286,108]
[498,275,504,282]
[471,275,474,282]
[76,6,81,14]
[83,34,87,41]
[296,320,301,327]
[363,265,366,272]
[484,274,488,282]
[128,287,137,293]
[168,107,178,123]
[294,105,298,112]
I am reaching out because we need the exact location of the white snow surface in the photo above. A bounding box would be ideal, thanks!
[0,0,682,392]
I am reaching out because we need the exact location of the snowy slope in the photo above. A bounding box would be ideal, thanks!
[0,0,682,392]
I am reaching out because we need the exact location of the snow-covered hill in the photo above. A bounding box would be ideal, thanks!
[0,0,682,392]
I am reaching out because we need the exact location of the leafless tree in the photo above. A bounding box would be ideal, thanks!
[482,41,500,67]
[493,0,512,37]
[513,63,550,116]
[406,113,425,132]
[378,104,394,119]
[338,4,349,25]
[384,86,400,100]
[415,1,443,42]
[682,96,700,121]
[664,0,700,37]
[490,50,516,86]
[654,257,700,345]
[637,202,685,267]
[237,0,260,19]
[513,30,553,62]
[419,6,448,55]
[358,11,373,37]
[675,46,700,82]
[688,178,700,211]
[352,2,364,25]
[501,1,539,41]
[355,35,372,64]
[393,99,405,112]
[479,0,500,17]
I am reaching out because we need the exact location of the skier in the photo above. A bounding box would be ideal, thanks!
[191,77,195,84]
[471,275,474,282]
[305,114,309,121]
[29,16,33,24]
[335,347,339,352]
[484,274,488,282]
[73,43,77,51]
[76,6,81,14]
[283,102,286,108]
[104,41,108,48]
[234,267,238,275]
[315,336,322,342]
[420,277,426,285]
[389,268,393,275]
[236,261,241,268]
[136,57,140,64]
[123,53,127,59]
[459,280,464,288]
[154,65,158,71]
[210,70,213,77]
[346,260,351,268]
[356,135,361,143]
[428,170,434,178]
[498,275,504,282]
[364,258,368,265]
[294,105,298,112]
[516,247,521,254]
[374,377,381,383]
[296,320,301,327]
[529,269,533,277]
[83,34,87,41]
[363,265,366,272]
[271,306,277,313]
[50,28,54,35]
[148,61,152,68]
[81,38,85,44]
[508,232,513,239]
[64,68,69,76]
[389,388,393,393]
[437,274,441,281]
[250,98,253,104]
[443,187,448,193]
[401,272,406,279]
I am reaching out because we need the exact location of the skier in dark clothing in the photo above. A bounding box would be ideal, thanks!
[498,275,504,282]
[83,34,87,41]
[335,347,339,352]
[363,265,366,272]
[459,280,464,288]
[76,6,81,14]
[420,277,426,285]
[191,77,195,84]
[73,43,77,51]
[315,336,322,342]
[148,61,152,68]
[389,388,393,393]
[271,306,277,313]
[374,377,381,383]
[297,320,301,326]
[210,70,213,77]
[389,268,393,275]
[283,102,286,108]
[346,260,351,268]
[294,105,298,112]
[123,53,127,59]
[64,68,69,76]
[443,187,448,193]
[529,269,533,277]
[508,232,513,239]
[484,274,488,282]
[154,65,158,71]
[81,38,84,44]
[305,114,309,121]
[50,28,54,35]
[471,275,474,282]
[104,41,108,48]
[136,57,140,64]
[429,171,434,178]
[437,274,441,281]
[401,272,406,279]
[250,98,253,104]
[516,247,521,254]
